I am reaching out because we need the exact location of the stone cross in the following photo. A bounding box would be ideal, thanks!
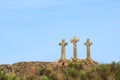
[70,37,79,60]
[59,39,68,60]
[84,39,93,60]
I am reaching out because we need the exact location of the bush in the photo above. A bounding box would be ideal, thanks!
[37,67,52,76]
[0,69,18,80]
[49,72,59,80]
[40,75,49,80]
[68,62,83,70]
[115,62,120,80]
[62,67,80,80]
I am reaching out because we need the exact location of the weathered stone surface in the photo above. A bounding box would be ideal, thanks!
[59,39,68,62]
[70,36,79,61]
[84,39,93,60]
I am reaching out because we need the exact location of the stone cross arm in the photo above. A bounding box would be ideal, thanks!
[70,37,79,43]
[84,42,93,45]
[84,39,93,46]
[59,39,68,46]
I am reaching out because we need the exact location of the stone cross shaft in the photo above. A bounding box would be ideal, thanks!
[70,37,79,60]
[84,39,93,60]
[59,39,68,60]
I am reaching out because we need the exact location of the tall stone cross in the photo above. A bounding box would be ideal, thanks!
[59,39,68,60]
[70,37,79,60]
[84,39,93,60]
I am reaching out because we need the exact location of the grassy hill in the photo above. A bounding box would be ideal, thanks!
[0,60,120,80]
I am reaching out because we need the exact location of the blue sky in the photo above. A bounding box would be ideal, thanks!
[0,0,120,64]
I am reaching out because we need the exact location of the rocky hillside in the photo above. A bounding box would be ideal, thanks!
[0,60,120,80]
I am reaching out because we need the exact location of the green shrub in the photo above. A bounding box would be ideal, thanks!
[68,62,83,70]
[40,75,49,80]
[115,62,120,80]
[37,67,52,76]
[62,67,80,80]
[49,72,59,80]
[0,69,18,80]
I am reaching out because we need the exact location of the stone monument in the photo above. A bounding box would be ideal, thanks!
[84,39,93,60]
[59,39,68,62]
[70,36,79,61]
